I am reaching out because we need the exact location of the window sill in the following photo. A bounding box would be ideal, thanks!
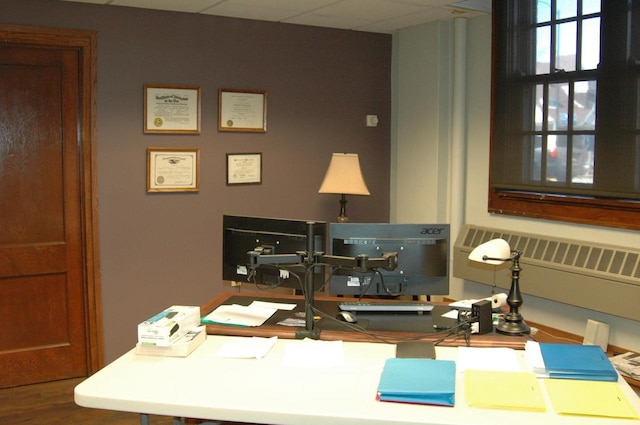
[489,189,640,231]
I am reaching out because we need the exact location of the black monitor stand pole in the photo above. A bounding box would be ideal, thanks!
[296,221,321,339]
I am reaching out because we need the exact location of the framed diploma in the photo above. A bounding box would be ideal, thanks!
[144,84,201,134]
[147,148,200,192]
[218,89,267,132]
[226,153,262,185]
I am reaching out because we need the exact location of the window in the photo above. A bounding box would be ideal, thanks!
[490,0,640,230]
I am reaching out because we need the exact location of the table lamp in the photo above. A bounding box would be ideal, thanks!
[468,238,531,335]
[318,153,370,222]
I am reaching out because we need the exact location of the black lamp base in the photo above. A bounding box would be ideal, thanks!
[495,250,530,335]
[496,315,531,335]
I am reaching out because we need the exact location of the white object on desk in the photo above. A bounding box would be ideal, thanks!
[457,347,521,372]
[215,336,278,359]
[201,303,277,326]
[448,293,508,310]
[75,335,640,425]
[283,339,344,367]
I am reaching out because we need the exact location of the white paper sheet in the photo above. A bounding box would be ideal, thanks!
[202,304,277,327]
[457,346,522,372]
[215,336,278,359]
[250,301,296,311]
[283,339,344,367]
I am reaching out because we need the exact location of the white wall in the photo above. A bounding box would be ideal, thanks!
[391,21,452,224]
[392,14,640,352]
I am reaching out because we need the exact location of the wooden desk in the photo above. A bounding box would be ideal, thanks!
[201,291,527,349]
[75,335,640,425]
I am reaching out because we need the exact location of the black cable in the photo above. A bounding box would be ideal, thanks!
[248,257,479,347]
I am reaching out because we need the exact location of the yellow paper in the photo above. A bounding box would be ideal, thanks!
[465,370,546,411]
[544,379,639,419]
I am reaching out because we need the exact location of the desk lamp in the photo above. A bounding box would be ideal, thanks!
[318,153,370,222]
[468,238,531,335]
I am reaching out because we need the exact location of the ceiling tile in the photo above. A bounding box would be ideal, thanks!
[283,13,373,31]
[60,0,491,33]
[110,0,219,13]
[312,0,426,21]
[200,2,300,21]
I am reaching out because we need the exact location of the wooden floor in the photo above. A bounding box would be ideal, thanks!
[0,378,187,425]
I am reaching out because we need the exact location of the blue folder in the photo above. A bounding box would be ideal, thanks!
[539,343,618,382]
[377,358,455,406]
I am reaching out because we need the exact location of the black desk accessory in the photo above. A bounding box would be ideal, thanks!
[247,221,398,338]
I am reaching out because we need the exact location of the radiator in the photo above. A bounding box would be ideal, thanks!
[452,224,640,322]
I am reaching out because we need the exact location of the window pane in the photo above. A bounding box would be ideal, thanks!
[556,21,577,72]
[636,135,640,191]
[557,0,577,19]
[532,135,543,182]
[637,75,640,128]
[537,0,551,23]
[582,0,601,15]
[537,25,551,74]
[574,80,596,130]
[549,82,569,130]
[535,84,544,131]
[581,17,600,70]
[547,134,567,182]
[572,134,594,184]
[523,84,538,132]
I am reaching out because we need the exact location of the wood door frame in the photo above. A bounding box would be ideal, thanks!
[0,24,103,372]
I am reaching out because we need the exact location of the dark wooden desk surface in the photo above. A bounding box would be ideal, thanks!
[201,291,528,349]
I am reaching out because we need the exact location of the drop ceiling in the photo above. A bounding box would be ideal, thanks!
[60,0,491,34]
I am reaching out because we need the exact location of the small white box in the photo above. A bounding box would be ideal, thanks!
[138,305,200,346]
[583,319,609,351]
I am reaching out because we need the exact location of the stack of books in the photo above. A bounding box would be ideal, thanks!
[526,341,618,381]
[376,358,456,406]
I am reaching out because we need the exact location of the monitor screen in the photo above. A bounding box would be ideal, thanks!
[327,223,449,297]
[222,215,326,292]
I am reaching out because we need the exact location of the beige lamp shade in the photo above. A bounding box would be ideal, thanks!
[318,153,370,195]
[468,238,511,265]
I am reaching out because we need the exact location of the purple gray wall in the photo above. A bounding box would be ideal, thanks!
[2,0,392,362]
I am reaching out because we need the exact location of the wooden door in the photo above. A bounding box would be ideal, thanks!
[0,26,101,388]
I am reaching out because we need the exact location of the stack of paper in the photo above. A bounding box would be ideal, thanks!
[201,303,278,327]
[544,379,639,419]
[377,358,455,406]
[526,341,618,382]
[465,370,546,411]
[202,301,296,327]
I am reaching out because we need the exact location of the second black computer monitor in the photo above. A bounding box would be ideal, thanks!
[327,222,450,297]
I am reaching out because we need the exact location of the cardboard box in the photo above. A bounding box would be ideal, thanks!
[137,305,200,346]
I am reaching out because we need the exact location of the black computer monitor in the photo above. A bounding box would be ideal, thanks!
[327,223,450,297]
[222,215,326,291]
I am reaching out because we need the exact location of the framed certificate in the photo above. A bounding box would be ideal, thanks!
[147,148,200,192]
[144,84,201,134]
[226,153,262,185]
[219,89,267,132]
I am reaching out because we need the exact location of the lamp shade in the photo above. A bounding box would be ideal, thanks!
[468,238,511,265]
[318,153,370,195]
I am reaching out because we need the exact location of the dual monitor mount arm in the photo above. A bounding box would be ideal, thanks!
[246,221,398,338]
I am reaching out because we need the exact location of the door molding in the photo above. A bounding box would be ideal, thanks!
[0,24,103,372]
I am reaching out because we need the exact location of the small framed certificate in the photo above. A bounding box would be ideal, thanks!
[147,148,200,192]
[144,84,201,134]
[226,153,262,185]
[219,89,267,132]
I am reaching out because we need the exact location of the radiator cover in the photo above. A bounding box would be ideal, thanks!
[453,224,640,322]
